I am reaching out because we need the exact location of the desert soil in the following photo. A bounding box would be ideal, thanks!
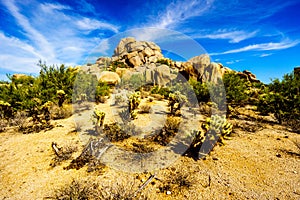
[0,99,299,199]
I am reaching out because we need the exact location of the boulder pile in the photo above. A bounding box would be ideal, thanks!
[92,37,260,86]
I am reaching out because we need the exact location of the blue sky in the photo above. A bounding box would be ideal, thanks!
[0,0,299,83]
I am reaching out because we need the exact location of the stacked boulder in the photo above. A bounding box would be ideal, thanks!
[92,37,260,86]
[112,37,164,67]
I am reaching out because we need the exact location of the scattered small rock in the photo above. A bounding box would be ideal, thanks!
[276,153,282,158]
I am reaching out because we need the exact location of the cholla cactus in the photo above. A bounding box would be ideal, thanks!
[56,90,66,107]
[168,91,188,115]
[0,100,12,119]
[93,108,106,129]
[41,101,53,123]
[128,91,141,119]
[80,93,87,102]
[202,115,233,144]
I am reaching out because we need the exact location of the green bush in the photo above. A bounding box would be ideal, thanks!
[257,72,300,124]
[223,72,249,105]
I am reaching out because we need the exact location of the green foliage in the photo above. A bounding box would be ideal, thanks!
[95,82,110,103]
[223,72,249,105]
[37,60,78,104]
[150,86,171,97]
[257,72,300,124]
[121,74,145,89]
[188,79,210,102]
[110,61,127,72]
[156,58,171,66]
[72,71,97,102]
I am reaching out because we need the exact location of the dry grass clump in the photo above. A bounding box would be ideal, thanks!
[150,116,181,146]
[139,105,151,114]
[50,179,102,200]
[50,178,149,200]
[51,104,73,120]
[103,123,131,142]
[0,118,9,132]
[50,142,78,167]
[159,166,195,196]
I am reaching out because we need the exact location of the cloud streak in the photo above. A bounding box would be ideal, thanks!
[210,39,300,55]
[0,0,119,74]
[153,0,214,28]
[194,29,258,43]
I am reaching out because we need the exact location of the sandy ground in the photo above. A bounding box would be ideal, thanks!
[0,100,299,199]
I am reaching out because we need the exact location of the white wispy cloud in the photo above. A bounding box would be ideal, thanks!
[260,53,273,57]
[194,29,258,43]
[0,0,118,74]
[153,0,214,29]
[210,39,300,55]
[1,0,56,61]
[76,17,119,33]
[226,59,242,65]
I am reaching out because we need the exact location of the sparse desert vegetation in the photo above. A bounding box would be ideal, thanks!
[0,38,299,200]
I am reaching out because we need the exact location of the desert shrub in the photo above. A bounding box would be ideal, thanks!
[103,123,131,142]
[72,71,98,102]
[122,74,145,89]
[189,79,210,102]
[0,118,9,132]
[159,167,195,195]
[51,177,150,200]
[110,61,127,72]
[0,100,13,119]
[223,72,249,105]
[50,104,73,120]
[51,179,102,200]
[95,82,110,104]
[151,116,181,145]
[10,111,28,129]
[156,58,170,66]
[139,105,151,113]
[50,142,78,167]
[114,94,126,105]
[150,86,171,98]
[257,72,300,125]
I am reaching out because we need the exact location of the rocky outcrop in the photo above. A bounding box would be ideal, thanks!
[99,71,120,85]
[237,70,260,83]
[112,37,163,67]
[174,55,231,83]
[92,37,260,85]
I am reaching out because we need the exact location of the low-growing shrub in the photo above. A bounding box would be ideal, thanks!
[103,123,131,142]
[150,116,181,146]
[50,104,73,120]
[139,105,151,114]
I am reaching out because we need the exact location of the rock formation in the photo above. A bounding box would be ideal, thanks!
[112,37,164,67]
[91,37,260,86]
